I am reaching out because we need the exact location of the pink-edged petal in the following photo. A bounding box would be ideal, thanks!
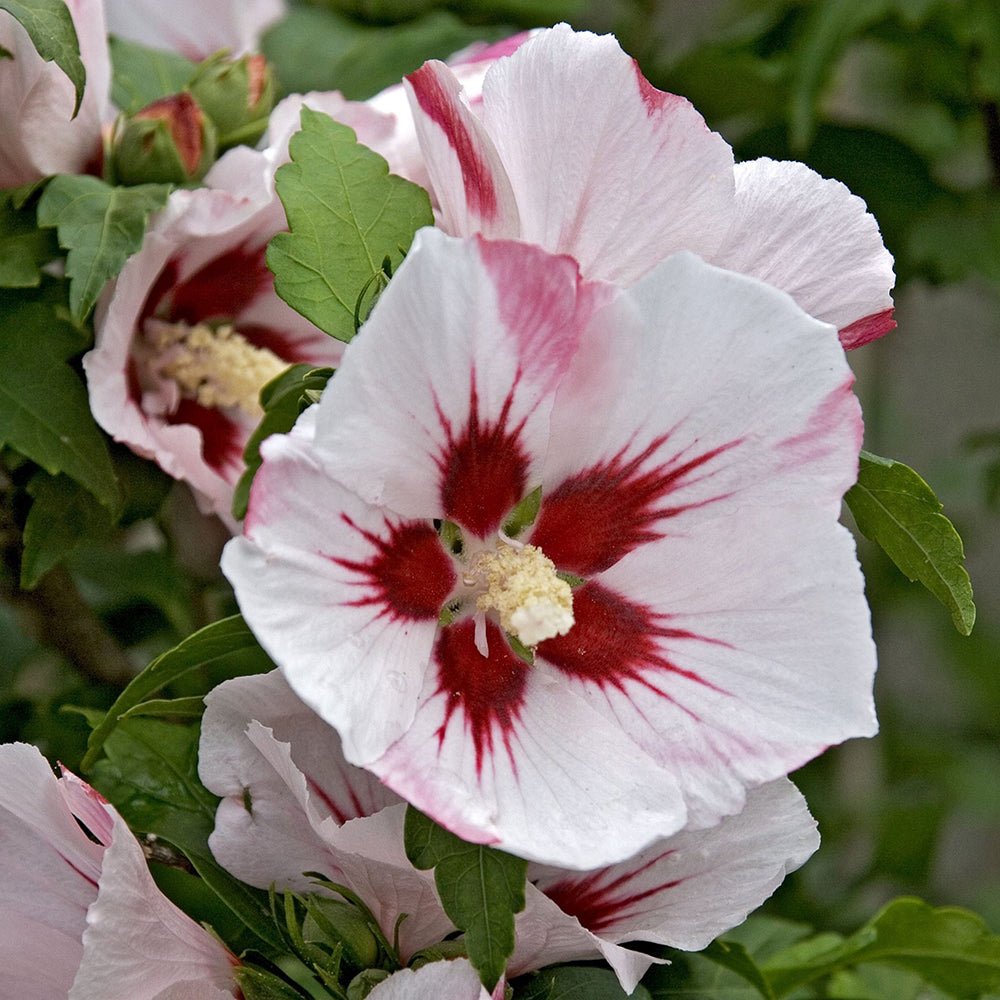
[0,744,105,921]
[369,617,687,869]
[103,0,283,59]
[532,778,818,953]
[69,815,237,1000]
[510,885,657,991]
[224,418,451,763]
[0,0,109,187]
[311,230,592,536]
[539,512,875,829]
[535,251,862,578]
[368,959,490,1000]
[405,61,520,238]
[200,673,452,958]
[711,158,895,346]
[477,24,735,284]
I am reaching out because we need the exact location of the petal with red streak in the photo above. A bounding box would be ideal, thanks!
[478,24,735,284]
[312,230,589,532]
[370,618,687,869]
[405,61,520,239]
[224,417,448,764]
[531,778,818,953]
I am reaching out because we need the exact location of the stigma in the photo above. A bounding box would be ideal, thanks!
[148,320,287,417]
[475,541,574,648]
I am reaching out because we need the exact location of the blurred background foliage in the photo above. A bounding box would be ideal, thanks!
[2,0,998,944]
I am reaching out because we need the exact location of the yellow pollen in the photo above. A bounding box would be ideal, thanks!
[475,543,574,647]
[152,321,287,417]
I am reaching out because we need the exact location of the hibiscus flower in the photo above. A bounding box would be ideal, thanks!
[222,229,876,868]
[0,0,110,189]
[0,743,238,1000]
[403,23,895,348]
[103,0,285,60]
[200,671,819,993]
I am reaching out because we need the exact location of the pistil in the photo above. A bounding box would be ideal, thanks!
[475,541,574,648]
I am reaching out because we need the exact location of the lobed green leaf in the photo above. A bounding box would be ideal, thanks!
[0,192,59,288]
[267,108,432,343]
[0,0,86,114]
[846,450,976,634]
[404,806,526,991]
[37,174,170,322]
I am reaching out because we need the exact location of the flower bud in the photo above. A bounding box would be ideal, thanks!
[188,52,275,150]
[111,93,217,185]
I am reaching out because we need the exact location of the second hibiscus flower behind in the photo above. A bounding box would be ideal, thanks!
[223,228,877,870]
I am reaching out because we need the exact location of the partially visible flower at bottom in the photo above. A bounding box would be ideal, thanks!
[0,743,238,1000]
[200,671,819,993]
[368,959,493,999]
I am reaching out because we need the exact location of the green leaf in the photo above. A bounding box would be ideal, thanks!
[21,471,114,588]
[845,451,976,634]
[267,107,432,343]
[404,807,526,991]
[0,192,59,288]
[0,290,120,510]
[703,940,777,1000]
[119,696,209,719]
[37,174,170,322]
[81,615,273,769]
[90,716,284,953]
[520,966,653,999]
[109,35,196,115]
[232,364,334,521]
[763,897,1000,998]
[0,0,86,114]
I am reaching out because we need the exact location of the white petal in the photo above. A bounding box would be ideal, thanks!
[0,0,109,187]
[70,816,237,999]
[312,229,590,535]
[369,618,687,869]
[712,158,895,345]
[103,0,283,58]
[368,959,490,1000]
[404,61,521,238]
[531,778,818,953]
[479,24,735,284]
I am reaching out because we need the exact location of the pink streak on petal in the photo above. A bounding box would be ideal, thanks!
[167,399,244,475]
[539,582,727,703]
[779,377,862,468]
[451,32,532,66]
[168,243,273,325]
[542,848,681,934]
[408,63,499,222]
[530,435,740,575]
[476,237,583,386]
[435,618,528,776]
[838,307,896,349]
[632,60,685,115]
[436,377,530,539]
[332,517,456,622]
